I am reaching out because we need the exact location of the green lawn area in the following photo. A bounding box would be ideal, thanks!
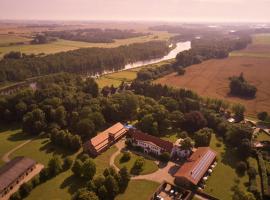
[204,134,249,199]
[115,180,159,200]
[96,59,175,88]
[0,125,32,166]
[115,151,158,175]
[11,137,117,200]
[257,131,270,142]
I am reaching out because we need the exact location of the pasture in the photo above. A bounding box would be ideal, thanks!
[156,34,270,117]
[0,31,173,58]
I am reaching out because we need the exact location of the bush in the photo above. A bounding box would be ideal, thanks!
[120,152,131,163]
[258,153,270,197]
[160,152,170,163]
[19,182,33,198]
[258,112,268,121]
[10,192,21,200]
[63,157,73,170]
[131,158,145,175]
[236,161,247,175]
[39,168,50,182]
[176,67,186,76]
[31,175,40,187]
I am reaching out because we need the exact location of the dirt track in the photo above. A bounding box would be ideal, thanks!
[155,56,270,116]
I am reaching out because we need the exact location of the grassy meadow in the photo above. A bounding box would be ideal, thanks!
[0,31,173,58]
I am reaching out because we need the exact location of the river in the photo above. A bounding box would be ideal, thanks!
[93,41,191,77]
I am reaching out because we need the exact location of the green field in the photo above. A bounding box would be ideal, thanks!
[161,133,180,143]
[96,59,175,88]
[257,131,270,142]
[115,151,158,175]
[204,135,250,199]
[115,180,159,200]
[0,125,32,166]
[0,31,173,58]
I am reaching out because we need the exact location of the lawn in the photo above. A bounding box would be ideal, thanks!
[0,124,32,166]
[204,134,249,199]
[11,137,118,200]
[0,31,173,58]
[96,59,175,88]
[115,151,158,175]
[161,133,180,143]
[115,180,159,200]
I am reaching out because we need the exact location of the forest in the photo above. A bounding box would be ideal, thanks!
[44,28,149,43]
[0,41,169,82]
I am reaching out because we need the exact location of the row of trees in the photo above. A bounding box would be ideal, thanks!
[229,73,257,98]
[0,40,169,82]
[45,28,148,43]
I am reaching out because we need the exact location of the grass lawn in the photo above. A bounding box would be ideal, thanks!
[115,151,158,175]
[96,59,175,88]
[204,134,249,199]
[0,34,31,46]
[0,124,32,166]
[115,180,159,200]
[11,137,117,200]
[257,131,270,142]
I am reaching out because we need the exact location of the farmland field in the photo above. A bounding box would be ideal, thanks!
[155,34,270,117]
[0,31,173,58]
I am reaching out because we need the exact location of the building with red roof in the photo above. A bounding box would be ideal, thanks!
[83,122,128,156]
[127,129,174,156]
[174,147,217,187]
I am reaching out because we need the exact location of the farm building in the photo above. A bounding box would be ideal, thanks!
[84,122,128,156]
[174,147,217,187]
[0,157,37,199]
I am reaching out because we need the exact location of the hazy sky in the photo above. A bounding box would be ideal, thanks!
[0,0,270,22]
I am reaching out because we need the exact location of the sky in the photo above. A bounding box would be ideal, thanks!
[0,0,270,22]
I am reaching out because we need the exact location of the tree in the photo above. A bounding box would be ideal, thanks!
[238,138,251,159]
[184,111,207,132]
[22,108,46,135]
[257,111,268,121]
[232,104,246,122]
[48,155,63,176]
[180,137,194,150]
[160,152,170,163]
[176,66,186,75]
[54,106,67,127]
[81,158,96,179]
[10,192,21,200]
[159,97,179,112]
[97,185,109,200]
[105,175,119,199]
[72,188,99,200]
[225,123,252,147]
[119,167,130,192]
[169,110,185,128]
[72,159,83,177]
[76,119,95,139]
[70,135,82,151]
[83,78,99,98]
[194,128,213,147]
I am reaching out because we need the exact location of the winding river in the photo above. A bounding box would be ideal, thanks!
[94,41,191,77]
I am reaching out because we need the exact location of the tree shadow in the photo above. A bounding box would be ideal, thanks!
[8,131,33,142]
[60,174,85,195]
[0,123,21,132]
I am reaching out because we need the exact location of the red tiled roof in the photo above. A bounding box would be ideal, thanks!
[85,122,128,154]
[128,129,174,153]
[174,147,217,185]
[0,157,36,192]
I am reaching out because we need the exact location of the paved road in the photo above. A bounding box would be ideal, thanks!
[1,139,33,163]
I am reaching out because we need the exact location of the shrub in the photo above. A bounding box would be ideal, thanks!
[10,192,21,200]
[19,182,33,198]
[236,161,247,175]
[160,152,170,163]
[31,175,40,187]
[131,158,145,175]
[63,157,73,170]
[258,153,270,197]
[120,152,131,163]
